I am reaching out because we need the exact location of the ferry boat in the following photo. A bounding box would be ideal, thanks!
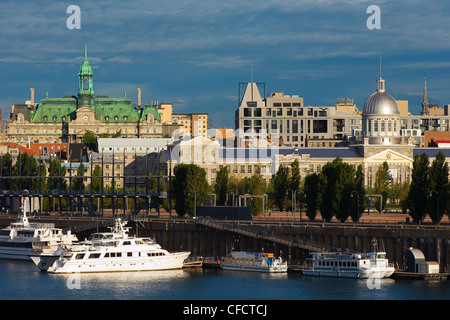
[220,251,288,273]
[302,251,395,279]
[30,218,190,273]
[0,203,77,261]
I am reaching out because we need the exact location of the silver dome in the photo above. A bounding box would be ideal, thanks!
[362,91,400,116]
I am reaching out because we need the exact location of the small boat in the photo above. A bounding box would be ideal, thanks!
[0,200,77,261]
[30,218,190,273]
[302,251,395,279]
[220,251,287,273]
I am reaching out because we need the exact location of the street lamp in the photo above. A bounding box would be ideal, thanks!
[295,190,302,222]
[351,190,359,223]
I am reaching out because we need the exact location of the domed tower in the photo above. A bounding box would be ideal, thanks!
[78,44,94,108]
[361,77,401,145]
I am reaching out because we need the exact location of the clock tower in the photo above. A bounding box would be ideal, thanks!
[78,44,94,108]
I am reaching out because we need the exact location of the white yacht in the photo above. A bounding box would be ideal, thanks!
[302,251,395,279]
[220,251,288,273]
[30,218,190,273]
[0,203,78,261]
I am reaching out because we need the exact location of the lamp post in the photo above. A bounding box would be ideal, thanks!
[295,190,302,222]
[351,190,359,223]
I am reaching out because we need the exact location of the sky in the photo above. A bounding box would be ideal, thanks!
[1,0,450,129]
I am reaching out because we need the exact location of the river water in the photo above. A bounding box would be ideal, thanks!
[1,260,448,301]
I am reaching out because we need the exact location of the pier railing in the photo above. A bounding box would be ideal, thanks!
[196,217,348,253]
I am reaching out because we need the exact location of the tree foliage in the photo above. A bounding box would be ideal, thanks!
[407,153,430,222]
[428,151,449,223]
[173,164,208,216]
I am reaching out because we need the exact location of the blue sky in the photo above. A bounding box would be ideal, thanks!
[1,0,450,128]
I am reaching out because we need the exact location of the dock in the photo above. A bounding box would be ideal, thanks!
[392,271,449,281]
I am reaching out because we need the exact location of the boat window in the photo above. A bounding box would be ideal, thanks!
[88,253,101,259]
[123,241,131,245]
[75,253,85,259]
[127,252,132,257]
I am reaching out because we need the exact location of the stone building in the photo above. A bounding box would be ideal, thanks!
[7,46,179,144]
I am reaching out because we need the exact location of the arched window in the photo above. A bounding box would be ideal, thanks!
[114,115,118,122]
[105,116,109,122]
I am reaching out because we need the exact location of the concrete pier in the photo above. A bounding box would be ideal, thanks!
[0,215,448,271]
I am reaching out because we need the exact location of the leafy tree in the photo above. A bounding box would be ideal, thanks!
[82,130,97,144]
[272,165,289,211]
[72,163,85,192]
[351,164,366,222]
[429,151,449,223]
[12,153,40,191]
[335,160,356,222]
[407,153,430,222]
[48,158,67,192]
[247,166,266,216]
[373,161,390,212]
[304,173,320,220]
[173,164,208,216]
[0,153,13,190]
[289,160,301,192]
[214,166,229,206]
[91,165,103,192]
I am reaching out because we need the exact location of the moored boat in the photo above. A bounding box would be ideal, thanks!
[302,251,395,279]
[30,218,190,273]
[220,251,287,273]
[0,201,77,261]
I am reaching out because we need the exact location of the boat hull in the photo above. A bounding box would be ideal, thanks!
[0,246,43,261]
[303,267,395,279]
[34,251,191,273]
[220,263,287,273]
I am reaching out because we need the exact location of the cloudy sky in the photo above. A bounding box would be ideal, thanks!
[1,0,450,128]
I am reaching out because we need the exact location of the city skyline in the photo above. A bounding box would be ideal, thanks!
[1,1,450,128]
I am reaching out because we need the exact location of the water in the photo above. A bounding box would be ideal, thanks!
[0,260,449,301]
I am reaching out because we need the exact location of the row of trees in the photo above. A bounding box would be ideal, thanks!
[2,150,450,223]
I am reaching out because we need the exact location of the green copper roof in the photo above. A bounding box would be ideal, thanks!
[94,98,141,123]
[141,104,161,122]
[31,98,77,122]
[79,45,93,76]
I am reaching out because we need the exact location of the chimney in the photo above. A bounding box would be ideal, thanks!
[137,88,142,109]
[30,88,35,106]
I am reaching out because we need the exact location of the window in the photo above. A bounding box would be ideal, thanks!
[88,253,101,259]
[75,254,85,259]
[83,79,88,90]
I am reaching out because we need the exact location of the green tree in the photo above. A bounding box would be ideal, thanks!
[0,153,13,190]
[247,166,266,216]
[72,163,85,192]
[173,164,208,216]
[91,165,102,192]
[48,158,67,192]
[12,153,39,191]
[214,166,229,206]
[407,153,430,222]
[373,161,390,212]
[82,130,97,144]
[351,164,366,222]
[304,173,320,220]
[336,160,356,222]
[429,151,449,223]
[272,165,289,211]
